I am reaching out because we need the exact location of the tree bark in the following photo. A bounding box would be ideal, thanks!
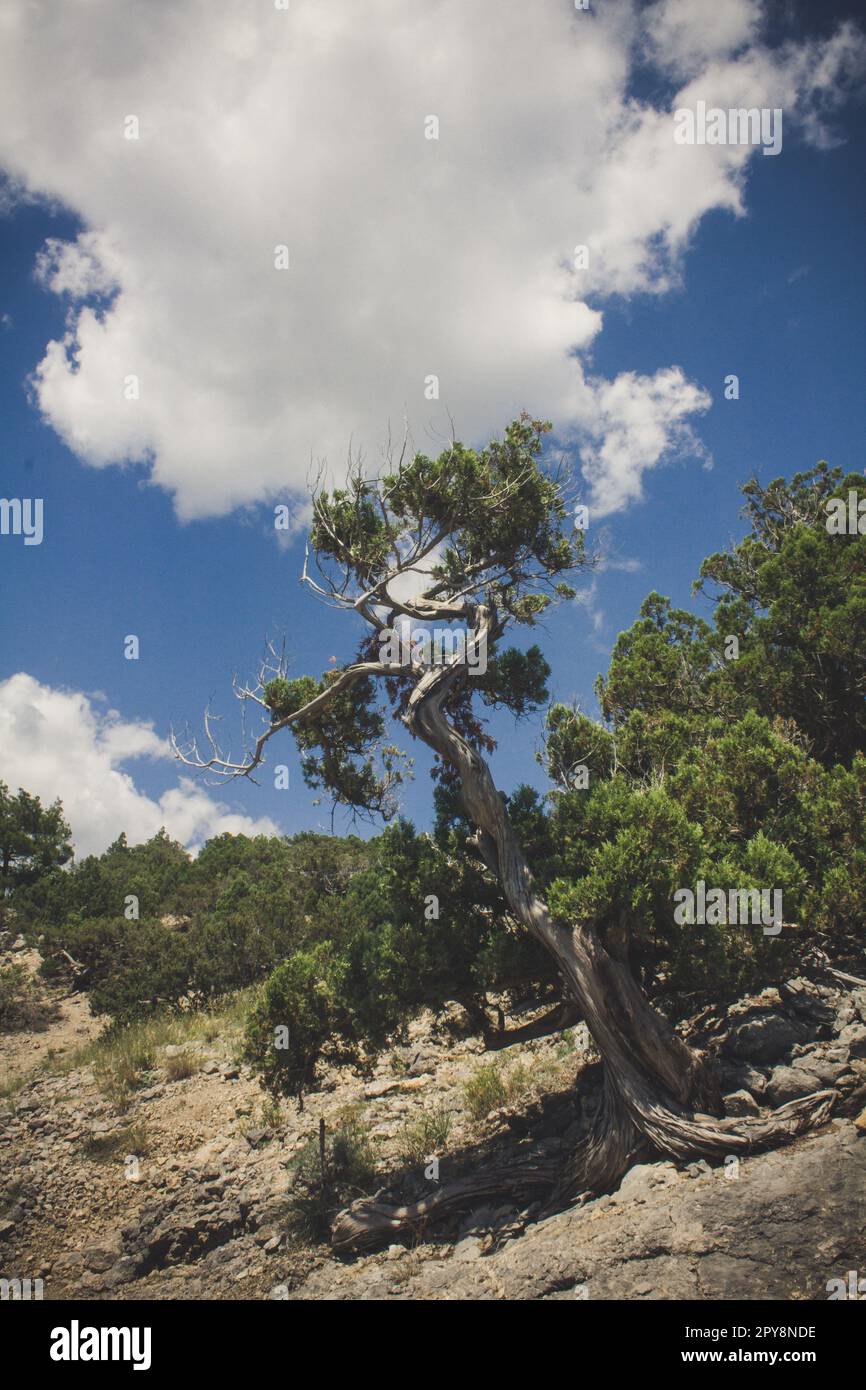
[330,610,835,1253]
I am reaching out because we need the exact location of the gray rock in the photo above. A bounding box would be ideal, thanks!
[851,989,866,1025]
[723,1089,760,1117]
[764,1065,823,1106]
[720,1061,768,1096]
[725,1013,807,1064]
[244,1128,273,1148]
[780,978,836,1025]
[101,1255,145,1290]
[407,1049,438,1077]
[837,1023,866,1059]
[685,1159,713,1178]
[794,1053,851,1088]
[616,1161,678,1199]
[452,1236,483,1262]
[81,1244,121,1273]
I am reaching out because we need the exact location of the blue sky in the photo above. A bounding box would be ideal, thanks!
[0,0,863,855]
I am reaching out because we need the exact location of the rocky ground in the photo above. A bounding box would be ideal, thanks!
[1,946,865,1302]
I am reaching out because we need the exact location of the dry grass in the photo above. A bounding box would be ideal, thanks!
[53,988,257,1108]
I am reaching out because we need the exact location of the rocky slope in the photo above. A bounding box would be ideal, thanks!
[1,954,865,1301]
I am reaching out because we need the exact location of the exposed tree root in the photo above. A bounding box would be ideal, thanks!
[330,1157,559,1257]
[330,1083,835,1256]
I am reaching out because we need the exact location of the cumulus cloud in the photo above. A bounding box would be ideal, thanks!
[642,0,760,77]
[0,673,278,858]
[580,366,712,517]
[0,0,862,520]
[33,230,124,300]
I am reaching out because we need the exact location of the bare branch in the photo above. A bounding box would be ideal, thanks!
[172,659,397,782]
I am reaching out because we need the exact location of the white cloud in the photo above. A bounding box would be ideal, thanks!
[579,366,712,516]
[642,0,760,77]
[574,578,605,635]
[0,673,278,858]
[33,231,124,300]
[0,1,861,520]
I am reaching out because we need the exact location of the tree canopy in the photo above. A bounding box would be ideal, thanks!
[0,781,72,924]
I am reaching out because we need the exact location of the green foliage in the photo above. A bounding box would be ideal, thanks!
[16,827,190,935]
[598,466,866,767]
[396,1105,453,1166]
[312,416,583,607]
[540,466,866,998]
[284,1108,379,1244]
[461,1056,543,1123]
[479,644,550,715]
[462,1061,509,1122]
[23,812,543,1090]
[0,781,72,923]
[243,945,345,1097]
[242,818,553,1098]
[288,415,588,816]
[22,828,375,1019]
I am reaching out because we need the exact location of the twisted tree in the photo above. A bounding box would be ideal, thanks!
[176,416,832,1254]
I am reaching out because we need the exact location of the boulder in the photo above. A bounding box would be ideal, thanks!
[725,1013,807,1064]
[81,1244,122,1274]
[764,1065,823,1106]
[793,1052,851,1088]
[616,1161,678,1200]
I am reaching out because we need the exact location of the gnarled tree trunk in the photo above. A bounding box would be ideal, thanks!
[331,612,834,1255]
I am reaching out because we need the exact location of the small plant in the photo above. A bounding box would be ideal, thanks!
[462,1056,546,1124]
[50,991,258,1104]
[0,1073,27,1107]
[462,1062,508,1122]
[200,1015,222,1042]
[396,1105,453,1166]
[83,1122,148,1162]
[164,1050,199,1082]
[94,1029,157,1106]
[0,964,59,1033]
[284,1107,378,1244]
[260,1096,284,1130]
[505,1059,532,1099]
